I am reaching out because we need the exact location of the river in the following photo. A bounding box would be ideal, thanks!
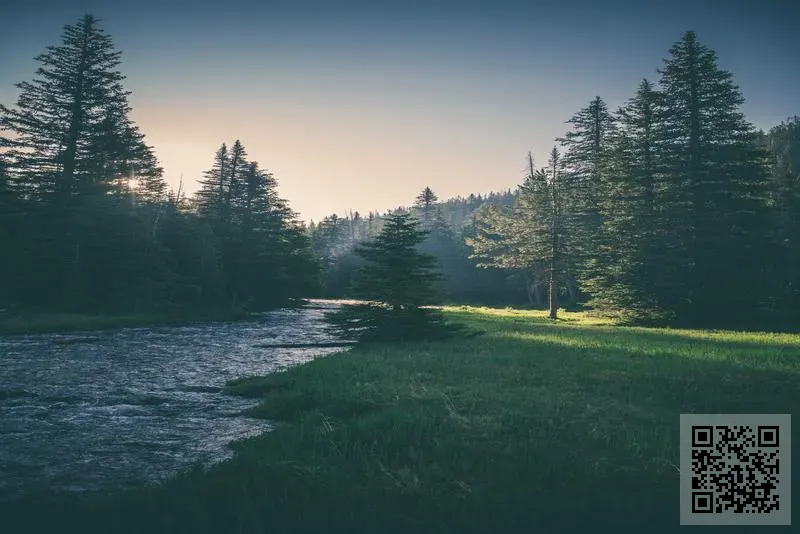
[0,300,345,501]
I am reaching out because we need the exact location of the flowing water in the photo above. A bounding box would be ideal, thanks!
[0,300,345,501]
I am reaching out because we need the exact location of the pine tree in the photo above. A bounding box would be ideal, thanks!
[326,212,455,341]
[192,141,318,309]
[536,148,571,318]
[469,149,578,318]
[132,145,168,205]
[223,139,247,224]
[352,213,441,307]
[656,31,771,325]
[414,186,439,227]
[585,79,670,322]
[0,14,159,202]
[556,96,614,288]
[763,116,800,324]
[195,143,229,219]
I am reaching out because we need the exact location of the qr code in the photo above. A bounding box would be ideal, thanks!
[680,414,791,526]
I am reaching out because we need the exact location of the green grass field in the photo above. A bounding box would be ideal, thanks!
[2,307,798,533]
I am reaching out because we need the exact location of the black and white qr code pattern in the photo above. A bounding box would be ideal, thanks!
[691,425,780,514]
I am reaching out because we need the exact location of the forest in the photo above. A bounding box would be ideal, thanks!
[1,15,798,331]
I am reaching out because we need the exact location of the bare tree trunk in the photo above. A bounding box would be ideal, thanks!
[549,147,560,320]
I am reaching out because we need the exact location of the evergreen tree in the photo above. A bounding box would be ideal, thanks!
[193,141,318,310]
[326,212,455,341]
[0,14,169,312]
[414,186,439,227]
[0,14,159,201]
[656,31,771,326]
[132,146,168,205]
[585,79,670,322]
[763,116,800,324]
[469,150,578,318]
[195,143,229,219]
[556,96,614,288]
[352,212,442,307]
[223,140,247,224]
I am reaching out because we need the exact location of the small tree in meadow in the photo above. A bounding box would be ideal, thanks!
[326,212,457,342]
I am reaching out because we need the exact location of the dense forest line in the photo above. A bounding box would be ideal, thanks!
[0,16,318,314]
[310,34,799,330]
[1,15,798,330]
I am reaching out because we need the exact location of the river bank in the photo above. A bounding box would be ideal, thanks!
[2,306,798,533]
[0,303,345,503]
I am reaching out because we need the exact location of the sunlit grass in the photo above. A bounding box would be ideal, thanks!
[2,305,798,533]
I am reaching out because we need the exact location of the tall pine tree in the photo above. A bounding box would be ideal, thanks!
[556,96,614,294]
[585,79,670,322]
[470,149,580,318]
[656,31,771,326]
[0,14,160,202]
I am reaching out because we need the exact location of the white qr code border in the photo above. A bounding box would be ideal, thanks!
[679,414,791,526]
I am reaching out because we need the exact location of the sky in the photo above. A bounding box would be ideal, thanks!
[1,0,798,222]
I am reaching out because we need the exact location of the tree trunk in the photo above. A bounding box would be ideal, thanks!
[548,264,557,319]
[549,147,560,320]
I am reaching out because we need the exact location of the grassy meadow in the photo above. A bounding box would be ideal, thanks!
[1,306,798,533]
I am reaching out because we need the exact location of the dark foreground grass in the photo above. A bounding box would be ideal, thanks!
[1,307,798,533]
[0,310,247,335]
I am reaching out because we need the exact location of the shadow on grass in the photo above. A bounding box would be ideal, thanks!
[1,311,798,534]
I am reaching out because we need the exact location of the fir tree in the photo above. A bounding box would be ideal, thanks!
[195,143,229,220]
[585,79,669,322]
[556,96,614,286]
[763,116,800,323]
[656,31,771,325]
[326,212,456,341]
[470,150,578,318]
[414,186,439,227]
[0,14,159,202]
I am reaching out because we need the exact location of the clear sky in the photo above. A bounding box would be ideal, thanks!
[1,0,797,221]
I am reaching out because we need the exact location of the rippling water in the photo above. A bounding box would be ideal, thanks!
[0,300,345,501]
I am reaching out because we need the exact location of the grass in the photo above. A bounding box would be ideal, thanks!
[0,309,247,335]
[1,306,798,533]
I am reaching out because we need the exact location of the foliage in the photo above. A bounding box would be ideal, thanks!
[470,149,584,318]
[582,79,672,323]
[469,31,792,329]
[0,14,164,201]
[0,15,316,314]
[325,212,459,342]
[310,190,523,304]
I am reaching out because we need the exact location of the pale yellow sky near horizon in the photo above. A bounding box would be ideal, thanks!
[128,78,578,223]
